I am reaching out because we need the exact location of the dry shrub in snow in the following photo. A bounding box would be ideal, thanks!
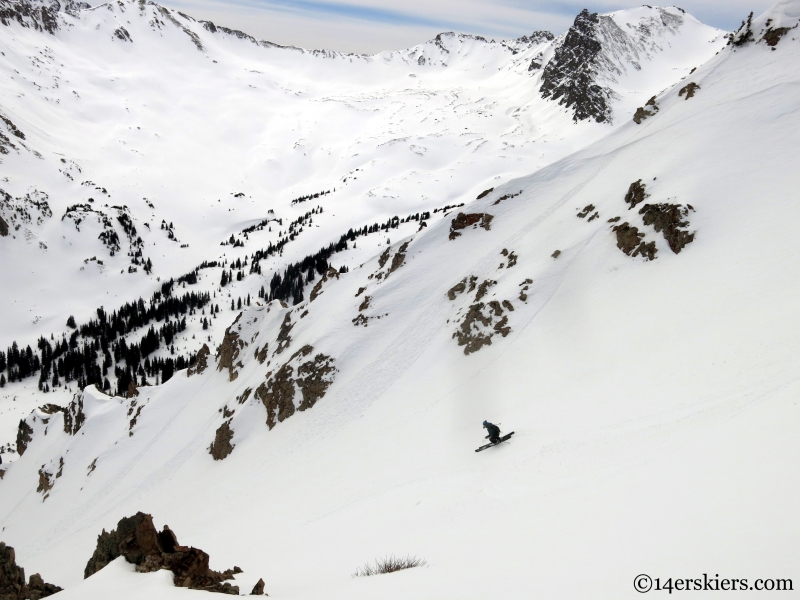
[352,555,427,577]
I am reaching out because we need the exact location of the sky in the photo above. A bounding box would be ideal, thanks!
[161,0,777,54]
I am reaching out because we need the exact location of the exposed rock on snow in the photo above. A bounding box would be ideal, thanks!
[1,190,52,233]
[236,387,252,404]
[274,311,294,355]
[633,96,659,123]
[0,113,25,142]
[387,241,410,275]
[217,314,245,381]
[492,191,522,205]
[309,267,339,303]
[254,343,269,364]
[187,343,210,376]
[113,26,131,42]
[624,179,649,209]
[127,398,144,437]
[0,541,61,599]
[639,203,695,253]
[251,577,266,595]
[0,112,25,155]
[0,0,64,34]
[36,456,62,501]
[475,279,496,301]
[447,275,477,300]
[449,213,494,240]
[679,82,700,99]
[255,345,336,429]
[453,300,511,355]
[761,21,796,46]
[209,420,234,461]
[83,512,246,594]
[611,222,657,260]
[63,393,85,435]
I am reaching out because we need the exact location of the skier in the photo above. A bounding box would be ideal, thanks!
[483,420,501,444]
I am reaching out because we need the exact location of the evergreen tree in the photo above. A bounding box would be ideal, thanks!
[0,374,4,388]
[66,315,77,329]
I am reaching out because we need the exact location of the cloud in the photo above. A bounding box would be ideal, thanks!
[160,0,777,54]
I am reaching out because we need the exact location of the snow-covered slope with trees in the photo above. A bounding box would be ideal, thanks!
[2,0,800,598]
[0,0,725,446]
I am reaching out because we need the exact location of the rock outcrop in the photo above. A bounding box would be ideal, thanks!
[309,267,339,302]
[63,393,85,435]
[633,96,659,124]
[274,312,294,355]
[0,0,68,35]
[0,541,61,599]
[254,345,336,430]
[251,577,266,595]
[217,314,245,381]
[639,203,695,253]
[611,222,657,260]
[761,21,795,46]
[453,300,512,355]
[387,241,410,275]
[209,421,235,461]
[540,9,612,123]
[84,512,248,594]
[449,213,493,240]
[187,343,210,376]
[678,82,700,99]
[624,179,648,209]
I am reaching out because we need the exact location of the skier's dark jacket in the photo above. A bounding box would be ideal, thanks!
[484,421,500,440]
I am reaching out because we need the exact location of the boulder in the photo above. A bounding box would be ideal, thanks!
[0,541,61,600]
[84,513,252,594]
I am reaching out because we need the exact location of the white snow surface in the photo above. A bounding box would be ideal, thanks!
[2,1,800,598]
[0,2,725,443]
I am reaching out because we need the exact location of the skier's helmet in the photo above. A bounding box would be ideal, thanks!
[482,420,488,427]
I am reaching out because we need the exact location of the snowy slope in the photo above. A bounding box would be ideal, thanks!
[1,1,799,598]
[0,1,726,445]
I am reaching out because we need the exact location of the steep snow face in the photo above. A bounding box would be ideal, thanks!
[1,2,799,598]
[0,1,725,444]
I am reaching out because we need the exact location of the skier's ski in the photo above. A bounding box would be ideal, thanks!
[475,431,514,452]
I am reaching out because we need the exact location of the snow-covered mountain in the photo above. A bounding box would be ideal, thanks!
[0,0,725,444]
[2,0,800,598]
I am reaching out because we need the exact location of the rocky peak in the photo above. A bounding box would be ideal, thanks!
[0,0,88,33]
[516,30,555,46]
[540,9,612,123]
